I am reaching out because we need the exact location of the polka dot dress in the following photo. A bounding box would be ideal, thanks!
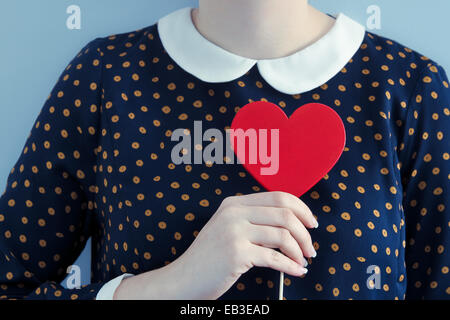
[0,22,449,300]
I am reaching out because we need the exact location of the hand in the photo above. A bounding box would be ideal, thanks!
[114,191,318,300]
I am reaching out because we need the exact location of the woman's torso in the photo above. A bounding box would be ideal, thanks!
[87,23,424,300]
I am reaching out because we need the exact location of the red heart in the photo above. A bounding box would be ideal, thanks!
[230,101,346,197]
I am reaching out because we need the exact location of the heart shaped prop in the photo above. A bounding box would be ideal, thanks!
[230,101,346,197]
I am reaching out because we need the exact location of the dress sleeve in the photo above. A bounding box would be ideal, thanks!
[0,38,106,299]
[95,273,134,300]
[397,62,450,299]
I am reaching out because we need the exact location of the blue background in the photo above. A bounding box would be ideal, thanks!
[0,0,448,286]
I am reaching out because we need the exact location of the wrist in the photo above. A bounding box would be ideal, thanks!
[113,262,184,299]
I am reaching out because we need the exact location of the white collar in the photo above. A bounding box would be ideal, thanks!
[157,7,365,95]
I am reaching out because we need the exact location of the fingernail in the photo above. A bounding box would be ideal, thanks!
[304,260,308,267]
[311,250,317,258]
[314,220,319,228]
[298,265,308,275]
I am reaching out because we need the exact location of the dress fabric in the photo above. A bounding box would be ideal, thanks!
[0,18,449,300]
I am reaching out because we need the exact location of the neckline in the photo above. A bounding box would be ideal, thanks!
[157,7,366,94]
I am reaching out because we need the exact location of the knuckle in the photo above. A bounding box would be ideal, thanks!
[272,191,286,204]
[279,192,294,208]
[269,250,281,265]
[220,205,239,218]
[281,208,294,225]
[298,230,312,247]
[288,261,299,274]
[279,228,291,243]
[280,192,303,210]
[221,196,235,207]
[220,205,232,215]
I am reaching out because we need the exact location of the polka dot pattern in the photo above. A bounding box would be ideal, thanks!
[0,24,448,300]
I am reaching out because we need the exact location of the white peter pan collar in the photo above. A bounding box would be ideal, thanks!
[157,7,366,95]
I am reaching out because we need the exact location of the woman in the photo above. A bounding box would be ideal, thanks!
[0,0,448,300]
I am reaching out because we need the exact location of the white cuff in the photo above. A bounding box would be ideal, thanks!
[96,273,134,300]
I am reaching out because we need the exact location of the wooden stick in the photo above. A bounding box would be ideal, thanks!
[279,271,284,300]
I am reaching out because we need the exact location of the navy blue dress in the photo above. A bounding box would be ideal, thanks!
[0,22,449,300]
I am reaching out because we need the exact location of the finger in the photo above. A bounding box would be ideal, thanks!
[247,224,307,266]
[250,244,308,277]
[245,207,317,258]
[226,192,318,229]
